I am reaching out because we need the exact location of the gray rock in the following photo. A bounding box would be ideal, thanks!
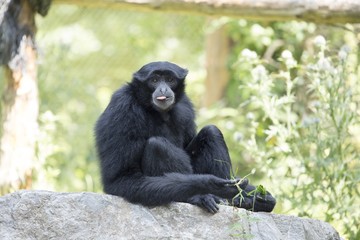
[0,190,340,240]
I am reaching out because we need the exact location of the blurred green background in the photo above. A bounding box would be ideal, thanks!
[1,3,359,239]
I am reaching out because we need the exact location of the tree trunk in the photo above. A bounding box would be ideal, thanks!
[0,0,39,195]
[204,20,229,107]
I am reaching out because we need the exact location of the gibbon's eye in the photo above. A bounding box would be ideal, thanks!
[166,78,174,83]
[151,77,159,83]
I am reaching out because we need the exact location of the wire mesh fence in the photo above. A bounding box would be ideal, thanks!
[31,4,210,192]
[36,4,207,91]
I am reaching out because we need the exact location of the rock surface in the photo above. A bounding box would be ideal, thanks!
[0,190,340,240]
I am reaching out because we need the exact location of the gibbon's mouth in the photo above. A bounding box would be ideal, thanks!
[156,96,173,101]
[153,95,175,111]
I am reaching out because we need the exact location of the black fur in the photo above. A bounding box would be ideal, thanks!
[95,61,276,213]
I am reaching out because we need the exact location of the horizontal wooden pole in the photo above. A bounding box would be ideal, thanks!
[52,0,360,24]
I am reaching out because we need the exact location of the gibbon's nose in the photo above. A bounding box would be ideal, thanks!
[160,87,167,95]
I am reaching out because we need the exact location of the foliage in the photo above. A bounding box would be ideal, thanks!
[199,28,360,238]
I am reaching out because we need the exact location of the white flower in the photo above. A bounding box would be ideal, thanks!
[338,45,351,61]
[281,50,297,68]
[317,58,332,72]
[246,112,255,120]
[313,35,326,47]
[251,65,267,82]
[281,50,293,60]
[241,48,258,60]
[233,132,243,142]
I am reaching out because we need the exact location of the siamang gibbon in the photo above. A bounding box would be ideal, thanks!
[95,61,276,213]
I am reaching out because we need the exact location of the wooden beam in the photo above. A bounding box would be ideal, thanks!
[52,0,360,24]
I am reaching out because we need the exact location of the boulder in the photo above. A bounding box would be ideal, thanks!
[0,190,340,240]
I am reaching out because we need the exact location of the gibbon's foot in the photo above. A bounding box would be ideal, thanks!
[231,184,276,212]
